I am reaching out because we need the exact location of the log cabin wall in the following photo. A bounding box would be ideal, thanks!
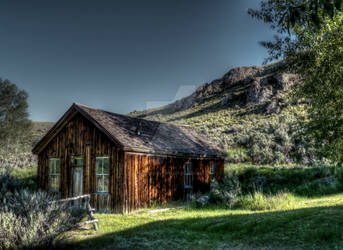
[36,111,225,213]
[123,152,224,213]
[37,113,125,212]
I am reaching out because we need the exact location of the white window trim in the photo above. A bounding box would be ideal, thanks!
[49,158,60,192]
[96,157,110,194]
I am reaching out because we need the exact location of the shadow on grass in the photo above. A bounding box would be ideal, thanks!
[63,205,343,250]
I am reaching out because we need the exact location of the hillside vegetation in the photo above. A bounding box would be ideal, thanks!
[130,61,317,165]
[0,122,53,170]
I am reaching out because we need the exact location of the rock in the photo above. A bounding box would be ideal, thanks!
[133,60,298,117]
[266,99,282,114]
[221,94,233,106]
[223,66,260,88]
[246,76,274,105]
[196,195,210,206]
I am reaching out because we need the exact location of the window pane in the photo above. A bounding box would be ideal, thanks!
[76,158,83,166]
[49,160,54,174]
[56,176,60,190]
[50,176,55,190]
[55,160,61,174]
[103,176,109,192]
[49,176,53,189]
[96,158,102,174]
[96,176,104,192]
[186,163,192,173]
[103,158,110,175]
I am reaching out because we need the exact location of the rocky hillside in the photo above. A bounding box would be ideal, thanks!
[31,122,54,144]
[133,61,297,118]
[130,61,315,165]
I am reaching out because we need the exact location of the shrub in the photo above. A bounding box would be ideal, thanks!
[226,164,343,197]
[209,177,241,208]
[227,147,250,163]
[0,172,82,249]
[0,171,23,197]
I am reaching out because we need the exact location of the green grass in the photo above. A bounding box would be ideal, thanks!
[226,164,343,197]
[63,193,343,250]
[59,164,343,249]
[10,167,37,190]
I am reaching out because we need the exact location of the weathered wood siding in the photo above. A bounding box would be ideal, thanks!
[37,113,124,212]
[37,112,224,213]
[122,152,224,212]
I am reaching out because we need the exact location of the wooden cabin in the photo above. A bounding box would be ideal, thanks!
[32,103,226,213]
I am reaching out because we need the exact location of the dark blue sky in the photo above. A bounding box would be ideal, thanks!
[0,0,275,121]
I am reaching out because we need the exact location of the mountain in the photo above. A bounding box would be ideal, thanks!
[31,122,55,144]
[3,61,314,168]
[130,61,315,165]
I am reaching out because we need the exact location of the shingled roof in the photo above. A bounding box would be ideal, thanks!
[33,103,226,158]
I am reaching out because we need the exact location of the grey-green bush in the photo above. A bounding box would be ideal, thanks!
[209,176,241,208]
[0,173,82,249]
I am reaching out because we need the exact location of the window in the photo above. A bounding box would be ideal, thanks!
[49,158,60,192]
[184,162,192,189]
[96,157,109,193]
[210,163,216,181]
[71,157,83,167]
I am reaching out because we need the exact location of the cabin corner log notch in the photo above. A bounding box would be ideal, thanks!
[33,103,226,213]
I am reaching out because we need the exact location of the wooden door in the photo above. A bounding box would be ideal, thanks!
[73,167,83,197]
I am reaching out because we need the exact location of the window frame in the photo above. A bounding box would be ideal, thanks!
[71,156,84,167]
[210,162,216,181]
[96,156,110,194]
[184,161,193,189]
[49,158,61,192]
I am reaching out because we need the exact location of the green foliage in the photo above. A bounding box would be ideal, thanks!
[0,191,76,249]
[248,0,343,63]
[11,167,37,191]
[0,78,32,150]
[209,177,241,208]
[226,164,343,196]
[251,1,343,164]
[134,93,318,164]
[227,147,250,163]
[0,172,81,249]
[294,14,343,164]
[249,0,343,32]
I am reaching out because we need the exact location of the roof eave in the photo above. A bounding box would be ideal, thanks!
[32,103,125,155]
[123,147,226,159]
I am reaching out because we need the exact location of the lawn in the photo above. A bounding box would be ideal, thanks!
[63,193,343,250]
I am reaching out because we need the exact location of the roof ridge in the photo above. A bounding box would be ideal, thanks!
[33,103,226,157]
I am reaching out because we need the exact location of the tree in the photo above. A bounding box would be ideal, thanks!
[248,0,343,63]
[0,79,32,151]
[249,0,343,31]
[249,1,343,164]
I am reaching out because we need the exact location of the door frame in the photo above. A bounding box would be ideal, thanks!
[70,156,84,197]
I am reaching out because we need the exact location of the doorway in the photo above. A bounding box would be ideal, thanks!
[71,157,84,197]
